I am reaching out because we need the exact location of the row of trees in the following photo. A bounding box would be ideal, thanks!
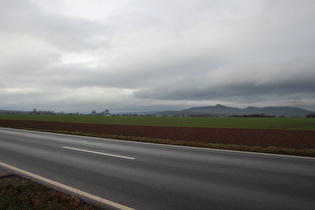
[307,113,315,118]
[32,109,80,115]
[231,113,275,118]
[91,109,110,116]
[31,108,111,116]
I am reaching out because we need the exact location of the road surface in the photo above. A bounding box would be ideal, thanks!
[0,127,314,210]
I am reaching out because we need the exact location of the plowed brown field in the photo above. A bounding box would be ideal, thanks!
[1,119,314,149]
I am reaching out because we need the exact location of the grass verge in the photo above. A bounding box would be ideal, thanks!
[9,126,315,158]
[67,131,315,157]
[0,175,102,210]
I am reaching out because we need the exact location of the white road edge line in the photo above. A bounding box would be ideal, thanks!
[0,162,135,210]
[62,146,135,160]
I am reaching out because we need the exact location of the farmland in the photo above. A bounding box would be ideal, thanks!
[0,114,315,130]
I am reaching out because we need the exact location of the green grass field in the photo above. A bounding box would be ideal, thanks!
[1,114,315,130]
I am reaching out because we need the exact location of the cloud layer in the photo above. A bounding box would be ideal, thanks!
[1,0,315,113]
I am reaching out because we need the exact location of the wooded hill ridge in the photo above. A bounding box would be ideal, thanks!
[153,104,314,117]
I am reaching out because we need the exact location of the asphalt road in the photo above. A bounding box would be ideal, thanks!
[0,127,314,210]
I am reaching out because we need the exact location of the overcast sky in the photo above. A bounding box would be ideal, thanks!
[1,0,315,113]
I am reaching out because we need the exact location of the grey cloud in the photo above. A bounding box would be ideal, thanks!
[0,0,105,51]
[134,78,315,104]
[134,57,315,102]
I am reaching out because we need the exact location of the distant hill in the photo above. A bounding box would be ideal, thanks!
[153,104,313,117]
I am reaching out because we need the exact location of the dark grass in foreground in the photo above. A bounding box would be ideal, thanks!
[0,175,102,210]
